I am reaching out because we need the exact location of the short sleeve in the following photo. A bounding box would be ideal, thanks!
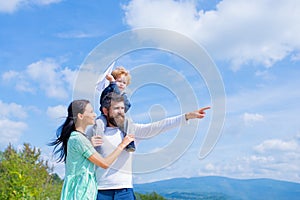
[69,132,97,159]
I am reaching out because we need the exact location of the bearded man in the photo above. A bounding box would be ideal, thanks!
[86,92,210,200]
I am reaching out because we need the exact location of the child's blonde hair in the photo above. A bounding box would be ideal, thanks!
[111,66,131,85]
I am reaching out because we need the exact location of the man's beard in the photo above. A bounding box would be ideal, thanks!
[107,112,125,130]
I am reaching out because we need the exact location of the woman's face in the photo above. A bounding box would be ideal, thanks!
[82,103,96,125]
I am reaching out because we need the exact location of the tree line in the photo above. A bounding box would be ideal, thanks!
[0,143,165,200]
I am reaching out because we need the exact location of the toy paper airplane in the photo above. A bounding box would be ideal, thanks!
[95,61,115,93]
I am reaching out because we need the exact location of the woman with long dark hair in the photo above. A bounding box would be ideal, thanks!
[50,99,134,199]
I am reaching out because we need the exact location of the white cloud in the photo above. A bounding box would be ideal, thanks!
[243,112,264,125]
[0,100,28,119]
[0,101,29,148]
[204,163,216,171]
[56,31,98,39]
[197,148,299,182]
[0,0,23,13]
[27,59,68,99]
[47,105,67,119]
[200,135,300,182]
[254,138,299,153]
[0,0,62,13]
[123,0,300,70]
[2,58,77,100]
[247,155,275,163]
[2,70,19,81]
[255,70,275,80]
[15,80,36,93]
[34,0,62,6]
[0,119,27,147]
[60,67,77,88]
[243,136,300,181]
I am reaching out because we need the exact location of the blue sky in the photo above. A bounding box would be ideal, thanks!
[1,0,300,184]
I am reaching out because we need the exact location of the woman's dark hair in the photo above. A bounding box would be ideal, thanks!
[49,99,90,162]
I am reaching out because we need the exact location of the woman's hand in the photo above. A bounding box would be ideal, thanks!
[119,134,135,149]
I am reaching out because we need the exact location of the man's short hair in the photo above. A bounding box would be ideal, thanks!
[101,92,124,110]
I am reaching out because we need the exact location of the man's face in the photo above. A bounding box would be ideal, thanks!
[106,100,125,128]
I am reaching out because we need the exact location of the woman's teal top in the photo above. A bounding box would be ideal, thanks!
[60,131,97,200]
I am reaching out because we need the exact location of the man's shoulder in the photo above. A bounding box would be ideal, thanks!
[95,117,105,123]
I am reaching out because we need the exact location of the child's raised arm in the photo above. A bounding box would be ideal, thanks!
[106,74,115,82]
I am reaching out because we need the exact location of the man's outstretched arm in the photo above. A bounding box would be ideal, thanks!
[132,106,211,139]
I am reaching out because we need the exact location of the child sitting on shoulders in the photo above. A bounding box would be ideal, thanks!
[99,66,131,114]
[88,66,135,152]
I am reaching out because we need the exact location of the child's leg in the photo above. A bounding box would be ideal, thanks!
[91,115,107,152]
[93,115,107,135]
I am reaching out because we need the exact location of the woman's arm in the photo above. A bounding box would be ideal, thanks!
[88,134,134,169]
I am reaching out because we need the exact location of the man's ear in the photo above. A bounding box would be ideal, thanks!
[103,107,108,116]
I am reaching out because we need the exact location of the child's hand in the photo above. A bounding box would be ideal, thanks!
[106,74,115,82]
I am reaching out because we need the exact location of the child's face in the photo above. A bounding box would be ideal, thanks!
[115,75,127,92]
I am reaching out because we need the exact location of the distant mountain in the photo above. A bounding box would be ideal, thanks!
[134,176,300,200]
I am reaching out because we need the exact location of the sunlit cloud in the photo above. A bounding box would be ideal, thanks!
[0,119,27,147]
[123,0,300,70]
[2,58,77,100]
[254,138,299,153]
[243,112,264,126]
[0,101,29,148]
[2,70,19,80]
[47,104,67,119]
[0,100,28,119]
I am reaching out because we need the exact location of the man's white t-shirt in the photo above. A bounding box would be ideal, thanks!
[91,114,188,190]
